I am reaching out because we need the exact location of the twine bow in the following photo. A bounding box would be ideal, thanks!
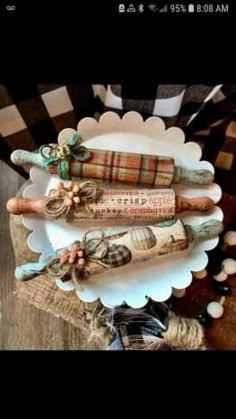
[43,180,103,220]
[46,230,110,287]
[39,133,91,180]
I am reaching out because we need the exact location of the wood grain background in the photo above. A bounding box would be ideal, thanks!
[0,161,110,349]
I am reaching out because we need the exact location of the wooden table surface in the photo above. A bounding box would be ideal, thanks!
[0,161,99,349]
[1,160,236,349]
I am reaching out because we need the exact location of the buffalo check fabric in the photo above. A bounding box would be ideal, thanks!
[104,84,222,127]
[107,299,172,350]
[0,84,104,176]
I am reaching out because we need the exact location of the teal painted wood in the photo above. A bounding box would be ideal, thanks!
[185,220,223,242]
[173,167,214,185]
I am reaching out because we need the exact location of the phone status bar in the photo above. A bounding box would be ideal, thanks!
[0,2,231,16]
[117,3,230,14]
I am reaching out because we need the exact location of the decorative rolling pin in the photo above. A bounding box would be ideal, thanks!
[10,132,214,186]
[14,219,223,286]
[6,180,214,223]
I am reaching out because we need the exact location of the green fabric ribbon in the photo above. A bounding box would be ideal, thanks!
[39,133,91,180]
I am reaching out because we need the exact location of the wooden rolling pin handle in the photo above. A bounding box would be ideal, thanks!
[6,197,44,215]
[175,195,214,213]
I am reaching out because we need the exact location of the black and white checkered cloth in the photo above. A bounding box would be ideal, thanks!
[105,84,224,127]
[0,84,105,176]
[107,298,172,350]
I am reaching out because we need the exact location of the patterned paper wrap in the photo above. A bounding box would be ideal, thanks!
[14,219,223,286]
[86,188,174,221]
[6,180,214,223]
[56,188,176,222]
[14,220,188,284]
[108,219,188,261]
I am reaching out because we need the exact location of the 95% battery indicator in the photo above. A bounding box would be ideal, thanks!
[169,4,187,12]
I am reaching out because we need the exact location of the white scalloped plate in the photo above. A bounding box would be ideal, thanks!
[22,112,223,308]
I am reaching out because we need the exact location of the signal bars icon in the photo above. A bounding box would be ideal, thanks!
[159,4,168,12]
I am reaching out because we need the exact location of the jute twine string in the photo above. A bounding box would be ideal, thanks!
[43,180,103,219]
[162,313,205,349]
[45,230,111,287]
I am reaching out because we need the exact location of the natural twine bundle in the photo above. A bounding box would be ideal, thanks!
[162,312,205,350]
[123,313,205,351]
[87,304,206,350]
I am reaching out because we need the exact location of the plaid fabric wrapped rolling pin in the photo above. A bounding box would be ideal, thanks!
[11,133,214,186]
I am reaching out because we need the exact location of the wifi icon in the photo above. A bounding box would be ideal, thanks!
[148,4,158,12]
